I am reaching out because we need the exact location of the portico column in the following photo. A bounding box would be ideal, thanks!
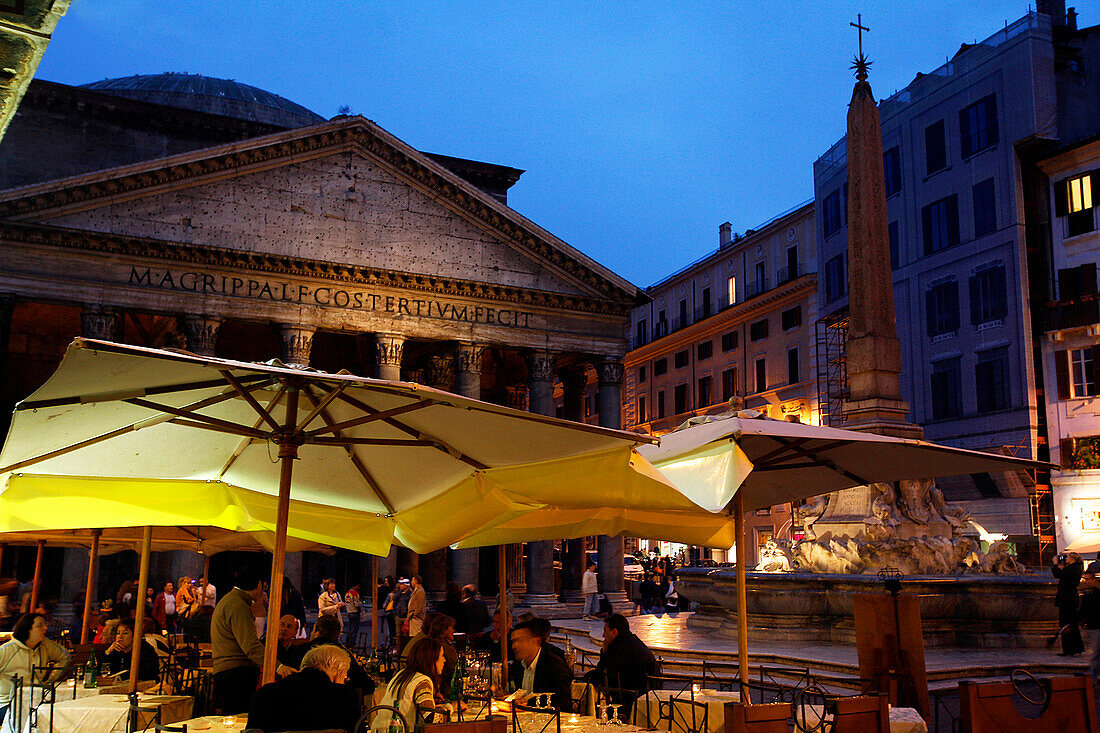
[449,343,484,589]
[559,366,589,603]
[182,315,223,356]
[280,325,314,366]
[374,333,405,381]
[421,352,456,602]
[524,349,559,606]
[596,358,628,604]
[81,304,123,340]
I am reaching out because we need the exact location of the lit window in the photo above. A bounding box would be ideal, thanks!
[1069,174,1093,214]
[1072,348,1099,398]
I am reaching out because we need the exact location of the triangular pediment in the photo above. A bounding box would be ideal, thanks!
[0,118,639,303]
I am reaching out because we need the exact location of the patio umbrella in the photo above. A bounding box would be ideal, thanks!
[635,412,1050,685]
[0,338,692,682]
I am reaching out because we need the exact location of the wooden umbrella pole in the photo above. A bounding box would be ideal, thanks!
[733,491,749,696]
[128,526,153,695]
[28,539,45,611]
[371,555,379,650]
[80,530,102,644]
[498,544,509,686]
[262,385,299,685]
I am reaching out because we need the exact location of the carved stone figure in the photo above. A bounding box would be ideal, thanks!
[794,495,829,540]
[755,540,792,573]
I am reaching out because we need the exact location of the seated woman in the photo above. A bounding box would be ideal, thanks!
[372,638,448,733]
[402,612,457,686]
[103,618,160,682]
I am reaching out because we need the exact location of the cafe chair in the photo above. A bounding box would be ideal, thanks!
[595,685,639,724]
[513,699,561,733]
[127,691,162,733]
[669,697,708,733]
[791,685,836,733]
[355,704,410,733]
[737,679,787,706]
[727,701,791,733]
[458,692,493,721]
[642,674,695,730]
[830,693,889,732]
[8,674,24,733]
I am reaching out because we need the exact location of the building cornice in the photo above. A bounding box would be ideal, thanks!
[626,274,817,363]
[0,117,642,306]
[0,221,634,318]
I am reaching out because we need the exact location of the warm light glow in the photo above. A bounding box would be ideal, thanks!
[969,520,1007,543]
[1069,175,1093,213]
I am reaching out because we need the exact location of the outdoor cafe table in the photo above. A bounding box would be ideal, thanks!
[634,688,739,733]
[17,692,193,733]
[172,714,249,732]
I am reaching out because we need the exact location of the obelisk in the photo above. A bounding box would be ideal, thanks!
[841,46,922,440]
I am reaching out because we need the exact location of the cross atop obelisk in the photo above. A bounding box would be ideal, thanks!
[849,14,872,81]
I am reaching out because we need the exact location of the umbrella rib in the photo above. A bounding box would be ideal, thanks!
[757,440,852,468]
[302,386,396,514]
[125,398,267,438]
[0,383,270,474]
[309,437,434,447]
[333,392,489,470]
[302,399,435,438]
[17,374,271,410]
[751,437,813,466]
[295,382,349,432]
[220,370,282,432]
[770,437,874,486]
[219,384,288,480]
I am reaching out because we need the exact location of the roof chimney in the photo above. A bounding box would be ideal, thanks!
[1038,0,1067,26]
[719,222,732,249]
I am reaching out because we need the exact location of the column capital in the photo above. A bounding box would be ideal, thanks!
[596,357,625,386]
[428,354,455,391]
[455,342,484,375]
[182,315,223,357]
[280,325,315,366]
[374,333,406,368]
[526,349,557,383]
[81,304,123,341]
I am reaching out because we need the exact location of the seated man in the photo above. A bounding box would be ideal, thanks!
[272,614,306,668]
[585,613,658,715]
[527,617,567,663]
[289,614,375,697]
[470,610,507,662]
[508,619,573,711]
[247,644,361,733]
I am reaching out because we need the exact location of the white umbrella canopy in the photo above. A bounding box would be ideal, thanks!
[0,524,333,556]
[638,413,1049,513]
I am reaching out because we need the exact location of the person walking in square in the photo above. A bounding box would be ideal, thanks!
[582,563,599,620]
[1052,552,1085,656]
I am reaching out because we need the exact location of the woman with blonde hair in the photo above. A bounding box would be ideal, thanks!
[175,577,197,621]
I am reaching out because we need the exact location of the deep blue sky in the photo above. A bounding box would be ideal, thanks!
[37,1,1059,288]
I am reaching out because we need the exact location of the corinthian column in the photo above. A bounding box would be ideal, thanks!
[596,357,627,604]
[81,305,123,341]
[280,325,315,366]
[524,349,560,608]
[450,342,484,588]
[182,315,223,356]
[374,333,405,381]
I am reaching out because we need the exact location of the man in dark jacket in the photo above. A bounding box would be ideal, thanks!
[461,584,491,634]
[1053,552,1085,656]
[248,644,360,732]
[288,614,375,697]
[586,613,658,714]
[508,620,574,711]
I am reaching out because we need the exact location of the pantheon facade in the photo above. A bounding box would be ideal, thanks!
[0,75,642,609]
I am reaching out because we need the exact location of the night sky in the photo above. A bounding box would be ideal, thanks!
[36,1,1066,288]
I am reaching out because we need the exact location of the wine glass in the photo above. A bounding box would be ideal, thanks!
[608,704,621,725]
[595,702,606,725]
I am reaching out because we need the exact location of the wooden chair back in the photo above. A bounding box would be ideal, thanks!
[832,693,889,732]
[725,701,791,733]
[959,675,1097,732]
[669,697,708,733]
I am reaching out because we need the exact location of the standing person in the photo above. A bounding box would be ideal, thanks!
[176,577,197,623]
[154,581,177,634]
[393,581,412,638]
[198,575,217,608]
[581,563,599,620]
[318,579,345,636]
[282,576,307,635]
[252,582,269,640]
[211,567,294,714]
[406,576,426,637]
[0,613,70,726]
[437,582,468,635]
[461,585,490,635]
[344,583,362,647]
[1053,552,1086,656]
[1080,562,1100,681]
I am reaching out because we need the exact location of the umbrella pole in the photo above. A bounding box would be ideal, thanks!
[498,544,509,685]
[28,539,45,611]
[262,385,300,685]
[80,529,102,644]
[733,492,749,696]
[371,555,378,650]
[128,526,152,695]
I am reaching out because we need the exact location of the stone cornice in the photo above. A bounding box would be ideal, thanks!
[0,221,634,318]
[0,116,642,305]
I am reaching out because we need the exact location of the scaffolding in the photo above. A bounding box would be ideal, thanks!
[815,310,849,427]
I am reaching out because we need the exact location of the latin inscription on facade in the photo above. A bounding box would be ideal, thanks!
[128,266,534,328]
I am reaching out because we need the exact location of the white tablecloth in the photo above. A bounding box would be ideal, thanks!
[887,707,928,733]
[18,693,193,733]
[173,714,249,732]
[634,688,739,733]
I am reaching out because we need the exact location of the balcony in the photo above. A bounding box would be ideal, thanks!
[746,278,769,299]
[1047,296,1100,331]
[777,263,802,284]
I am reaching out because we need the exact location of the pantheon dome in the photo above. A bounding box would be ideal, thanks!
[80,72,325,129]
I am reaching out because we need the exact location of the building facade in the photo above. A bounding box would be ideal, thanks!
[0,75,641,608]
[1038,138,1100,552]
[622,202,816,566]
